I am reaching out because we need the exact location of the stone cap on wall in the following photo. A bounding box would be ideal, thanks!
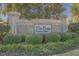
[8,11,21,16]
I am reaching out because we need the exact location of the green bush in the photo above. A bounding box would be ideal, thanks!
[71,32,79,38]
[43,39,79,55]
[25,34,42,44]
[1,32,79,55]
[20,35,26,42]
[0,44,51,56]
[69,37,79,46]
[0,37,79,55]
[60,32,73,41]
[43,42,66,54]
[3,34,26,44]
[68,23,79,33]
[46,33,61,42]
[30,44,51,56]
[0,23,10,41]
[0,44,33,52]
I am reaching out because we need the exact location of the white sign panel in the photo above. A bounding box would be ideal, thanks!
[34,24,52,34]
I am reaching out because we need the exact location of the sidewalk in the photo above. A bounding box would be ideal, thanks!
[54,48,79,56]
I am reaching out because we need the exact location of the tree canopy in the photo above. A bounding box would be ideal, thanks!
[70,3,79,23]
[0,20,10,41]
[4,3,66,19]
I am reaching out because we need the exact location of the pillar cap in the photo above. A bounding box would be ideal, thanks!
[8,11,21,16]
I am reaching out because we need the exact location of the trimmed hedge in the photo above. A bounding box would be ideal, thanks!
[3,32,79,44]
[0,32,79,55]
[46,33,61,42]
[60,32,79,41]
[60,32,73,41]
[3,34,27,44]
[25,35,43,44]
[0,37,79,55]
[68,23,79,33]
[71,32,79,38]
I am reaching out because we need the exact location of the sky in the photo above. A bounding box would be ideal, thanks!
[63,3,70,16]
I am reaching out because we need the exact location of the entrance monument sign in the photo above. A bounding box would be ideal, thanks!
[7,12,68,35]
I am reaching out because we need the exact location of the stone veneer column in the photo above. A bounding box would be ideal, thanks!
[7,11,21,34]
[61,19,68,32]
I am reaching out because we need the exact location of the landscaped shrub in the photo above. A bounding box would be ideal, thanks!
[30,44,51,56]
[46,33,61,42]
[3,32,79,45]
[1,32,79,55]
[25,34,43,44]
[3,34,26,44]
[43,40,79,55]
[43,42,67,54]
[0,23,10,41]
[0,44,53,56]
[71,32,79,38]
[68,23,79,33]
[69,37,79,46]
[0,37,79,56]
[60,32,73,41]
[20,35,26,42]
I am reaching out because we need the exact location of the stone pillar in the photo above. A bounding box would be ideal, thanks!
[7,11,21,34]
[61,18,68,32]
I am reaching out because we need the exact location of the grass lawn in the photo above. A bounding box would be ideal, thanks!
[55,47,79,56]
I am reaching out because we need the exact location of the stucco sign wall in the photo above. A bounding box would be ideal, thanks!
[7,12,68,35]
